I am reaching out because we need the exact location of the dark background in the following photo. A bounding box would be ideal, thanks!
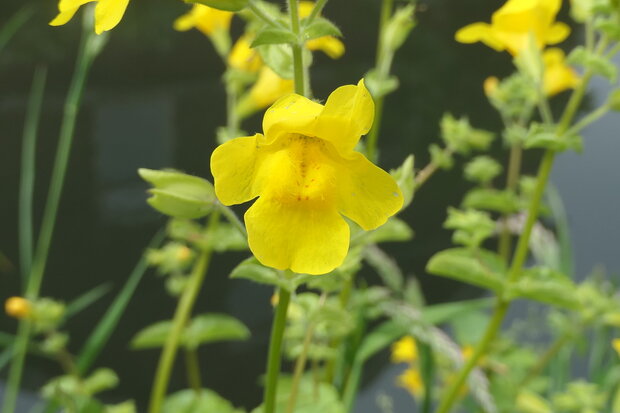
[1,0,617,411]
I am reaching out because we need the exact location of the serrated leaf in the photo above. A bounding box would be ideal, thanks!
[507,267,580,309]
[302,17,342,41]
[462,188,519,214]
[251,28,297,47]
[389,155,415,208]
[426,248,506,292]
[421,298,493,325]
[183,314,250,349]
[184,0,248,12]
[256,44,293,79]
[163,389,243,413]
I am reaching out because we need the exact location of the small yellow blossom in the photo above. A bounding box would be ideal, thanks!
[542,47,580,96]
[391,336,419,364]
[299,1,345,59]
[5,297,31,319]
[173,4,233,38]
[49,0,130,35]
[237,66,295,117]
[397,367,424,398]
[483,76,500,97]
[613,338,620,356]
[462,344,474,360]
[211,80,403,275]
[455,0,570,56]
[228,34,264,73]
[176,246,192,262]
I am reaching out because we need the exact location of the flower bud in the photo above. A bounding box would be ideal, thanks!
[5,297,31,319]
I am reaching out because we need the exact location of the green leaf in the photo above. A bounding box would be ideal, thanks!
[183,314,250,349]
[229,257,308,292]
[210,224,248,251]
[256,44,293,79]
[462,188,519,214]
[355,321,408,363]
[184,0,248,12]
[506,267,580,309]
[251,28,297,47]
[364,245,404,292]
[421,298,493,325]
[390,155,415,208]
[131,314,250,349]
[302,17,342,41]
[251,376,345,413]
[568,46,617,82]
[138,169,216,219]
[523,123,583,152]
[364,69,399,98]
[365,217,414,244]
[426,248,506,292]
[163,389,243,413]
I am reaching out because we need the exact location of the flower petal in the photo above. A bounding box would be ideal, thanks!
[49,0,94,26]
[313,79,374,154]
[545,22,570,44]
[455,23,505,51]
[262,93,324,144]
[336,152,403,230]
[94,0,130,34]
[306,36,345,59]
[249,67,295,110]
[211,134,274,206]
[244,197,349,275]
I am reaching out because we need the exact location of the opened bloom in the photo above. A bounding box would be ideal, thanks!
[173,4,233,38]
[455,0,570,56]
[299,1,345,59]
[50,0,130,34]
[211,80,403,275]
[542,47,580,96]
[397,368,425,398]
[391,336,419,364]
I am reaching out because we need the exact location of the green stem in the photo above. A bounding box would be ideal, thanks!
[567,103,609,135]
[19,66,47,282]
[520,329,574,387]
[286,322,315,413]
[218,203,247,237]
[263,288,291,413]
[247,0,284,28]
[498,144,523,262]
[305,0,328,24]
[420,342,435,413]
[148,211,220,413]
[0,5,34,56]
[226,78,240,137]
[184,348,203,392]
[415,148,453,190]
[2,26,99,413]
[288,0,305,96]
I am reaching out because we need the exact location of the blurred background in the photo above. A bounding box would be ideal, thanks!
[1,0,619,411]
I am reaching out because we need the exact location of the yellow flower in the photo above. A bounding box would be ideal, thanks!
[455,0,570,56]
[210,80,403,275]
[237,66,295,117]
[228,34,264,73]
[49,0,130,35]
[542,47,580,96]
[299,1,345,59]
[391,336,419,364]
[397,367,424,398]
[173,4,233,38]
[5,297,31,319]
[483,76,500,97]
[613,338,620,356]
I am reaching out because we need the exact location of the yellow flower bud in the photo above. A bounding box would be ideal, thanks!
[483,76,499,97]
[613,338,620,356]
[391,336,418,364]
[176,246,192,262]
[5,297,31,319]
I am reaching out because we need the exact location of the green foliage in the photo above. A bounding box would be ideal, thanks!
[139,169,216,219]
[382,5,416,53]
[131,313,250,350]
[421,298,493,325]
[568,46,618,82]
[256,44,294,79]
[251,28,298,47]
[506,268,580,309]
[444,208,496,249]
[440,113,494,155]
[229,257,313,292]
[365,70,399,97]
[552,381,607,412]
[251,376,345,413]
[464,156,503,185]
[524,123,583,152]
[608,89,620,111]
[390,155,415,208]
[302,17,342,40]
[163,389,244,413]
[426,248,506,292]
[429,144,454,170]
[462,188,520,214]
[31,298,65,332]
[489,73,537,121]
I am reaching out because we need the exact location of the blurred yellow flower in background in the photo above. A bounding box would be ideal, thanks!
[50,0,130,34]
[237,67,295,117]
[455,0,570,56]
[5,297,31,319]
[173,4,233,38]
[397,368,425,398]
[391,336,419,364]
[542,47,580,96]
[613,338,620,356]
[299,1,345,59]
[228,34,264,73]
[211,80,403,274]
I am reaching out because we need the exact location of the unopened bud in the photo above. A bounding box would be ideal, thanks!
[176,246,192,262]
[5,297,31,319]
[483,76,499,97]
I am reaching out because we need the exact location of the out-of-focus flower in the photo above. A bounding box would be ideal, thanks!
[50,0,130,34]
[455,0,570,56]
[391,336,419,364]
[397,368,425,398]
[542,47,580,96]
[299,1,345,59]
[173,4,233,38]
[5,297,31,319]
[613,338,620,356]
[237,66,295,117]
[228,34,263,73]
[211,80,403,274]
[483,76,500,97]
